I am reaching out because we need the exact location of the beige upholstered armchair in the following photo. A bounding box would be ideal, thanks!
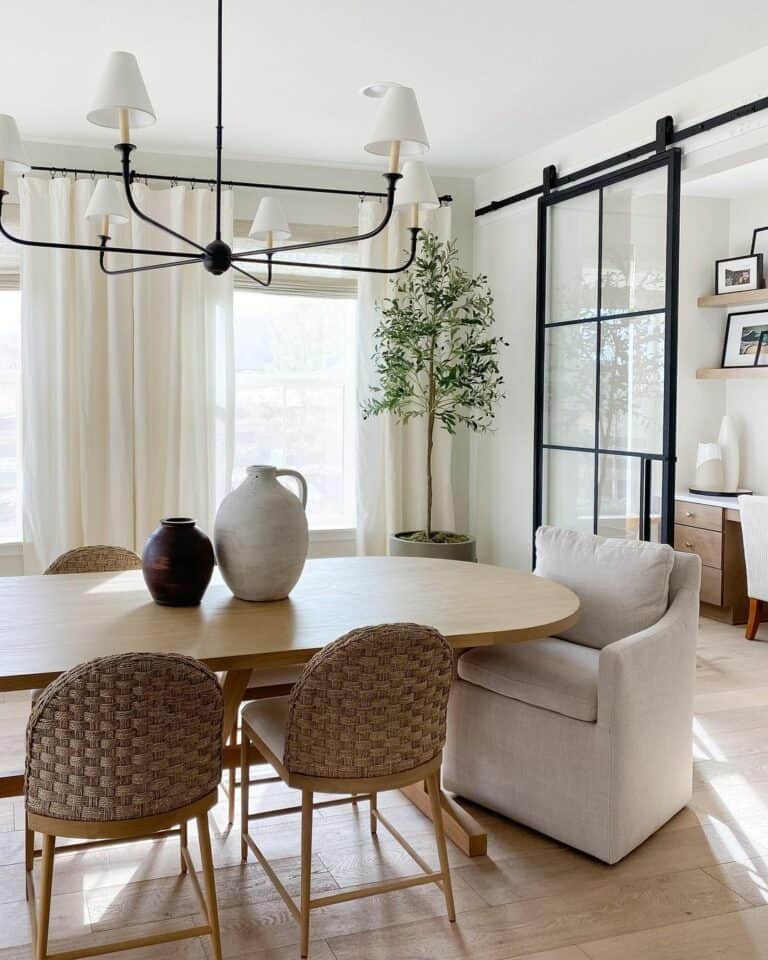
[444,526,701,864]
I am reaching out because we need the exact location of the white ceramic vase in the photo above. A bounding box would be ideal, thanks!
[214,465,309,602]
[717,415,740,492]
[694,442,724,492]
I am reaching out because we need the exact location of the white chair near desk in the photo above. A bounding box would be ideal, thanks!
[738,495,768,640]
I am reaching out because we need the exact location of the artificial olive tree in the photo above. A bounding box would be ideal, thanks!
[363,233,505,541]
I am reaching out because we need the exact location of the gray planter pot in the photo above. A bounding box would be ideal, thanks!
[389,532,477,562]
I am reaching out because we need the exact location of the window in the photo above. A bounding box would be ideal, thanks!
[0,218,21,544]
[232,224,357,530]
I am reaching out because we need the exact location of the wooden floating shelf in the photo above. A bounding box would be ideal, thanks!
[697,289,768,308]
[696,367,768,380]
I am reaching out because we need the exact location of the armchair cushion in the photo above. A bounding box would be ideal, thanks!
[457,637,599,722]
[534,526,675,649]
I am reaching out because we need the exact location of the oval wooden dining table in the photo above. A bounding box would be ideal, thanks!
[0,556,579,856]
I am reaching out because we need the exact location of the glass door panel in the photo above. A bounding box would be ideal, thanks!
[544,322,597,447]
[601,167,667,316]
[598,311,665,454]
[547,191,599,323]
[543,449,594,533]
[597,455,664,541]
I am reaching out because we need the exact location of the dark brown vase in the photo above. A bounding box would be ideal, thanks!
[142,518,215,607]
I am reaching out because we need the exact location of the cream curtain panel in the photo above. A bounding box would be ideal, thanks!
[355,203,454,556]
[19,177,234,573]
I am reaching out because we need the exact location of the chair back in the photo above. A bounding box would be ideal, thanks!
[26,653,222,822]
[739,495,768,602]
[45,545,141,575]
[284,623,453,780]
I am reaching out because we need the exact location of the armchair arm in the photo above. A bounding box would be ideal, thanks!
[597,583,700,730]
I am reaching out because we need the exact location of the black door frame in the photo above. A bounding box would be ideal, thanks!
[532,147,682,554]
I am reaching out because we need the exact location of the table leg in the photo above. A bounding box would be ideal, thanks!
[400,780,487,857]
[219,669,251,746]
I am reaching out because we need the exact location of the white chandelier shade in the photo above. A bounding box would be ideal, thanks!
[85,178,130,226]
[87,52,157,130]
[249,197,291,240]
[0,114,31,172]
[394,161,439,210]
[364,86,429,157]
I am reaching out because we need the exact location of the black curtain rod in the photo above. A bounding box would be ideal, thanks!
[27,165,452,204]
[475,90,768,217]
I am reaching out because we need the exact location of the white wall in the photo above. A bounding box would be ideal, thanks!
[724,191,768,491]
[676,196,729,490]
[473,42,768,566]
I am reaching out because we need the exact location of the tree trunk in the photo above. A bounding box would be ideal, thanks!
[426,409,435,540]
[426,336,437,541]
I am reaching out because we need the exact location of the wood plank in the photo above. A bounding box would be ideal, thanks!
[325,869,748,960]
[580,906,768,960]
[696,366,768,380]
[697,289,768,307]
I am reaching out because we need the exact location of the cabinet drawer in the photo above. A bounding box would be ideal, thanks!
[674,501,723,532]
[674,524,723,569]
[701,566,723,606]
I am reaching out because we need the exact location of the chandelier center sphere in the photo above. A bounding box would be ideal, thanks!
[203,239,232,275]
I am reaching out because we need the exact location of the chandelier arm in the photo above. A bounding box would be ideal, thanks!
[0,190,201,259]
[232,172,402,261]
[117,145,208,254]
[237,228,421,275]
[98,237,204,275]
[230,258,273,287]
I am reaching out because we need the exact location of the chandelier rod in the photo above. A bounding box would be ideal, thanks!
[215,0,223,241]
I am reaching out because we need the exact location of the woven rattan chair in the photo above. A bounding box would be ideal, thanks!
[25,653,224,960]
[43,545,142,575]
[240,623,456,959]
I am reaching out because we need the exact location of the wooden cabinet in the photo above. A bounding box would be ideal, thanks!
[674,498,748,624]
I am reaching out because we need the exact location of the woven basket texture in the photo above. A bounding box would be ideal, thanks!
[44,546,142,575]
[26,653,223,822]
[284,622,453,779]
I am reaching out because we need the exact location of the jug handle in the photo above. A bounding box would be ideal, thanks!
[276,469,308,509]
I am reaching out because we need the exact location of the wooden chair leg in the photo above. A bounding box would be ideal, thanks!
[227,727,237,826]
[240,733,250,862]
[179,820,188,875]
[35,834,55,960]
[426,771,456,923]
[300,790,313,959]
[370,792,378,836]
[25,812,34,900]
[197,813,223,960]
[747,598,763,640]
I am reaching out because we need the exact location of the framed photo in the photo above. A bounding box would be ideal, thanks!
[721,310,768,367]
[715,254,764,295]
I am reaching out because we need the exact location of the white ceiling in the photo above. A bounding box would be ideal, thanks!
[6,0,768,174]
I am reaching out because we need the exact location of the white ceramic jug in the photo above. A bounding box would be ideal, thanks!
[214,465,309,601]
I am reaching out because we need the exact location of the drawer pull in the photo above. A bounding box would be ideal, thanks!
[685,541,693,548]
[686,511,695,518]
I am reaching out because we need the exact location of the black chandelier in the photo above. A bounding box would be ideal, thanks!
[0,0,441,286]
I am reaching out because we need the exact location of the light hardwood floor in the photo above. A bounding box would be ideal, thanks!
[1,616,768,959]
